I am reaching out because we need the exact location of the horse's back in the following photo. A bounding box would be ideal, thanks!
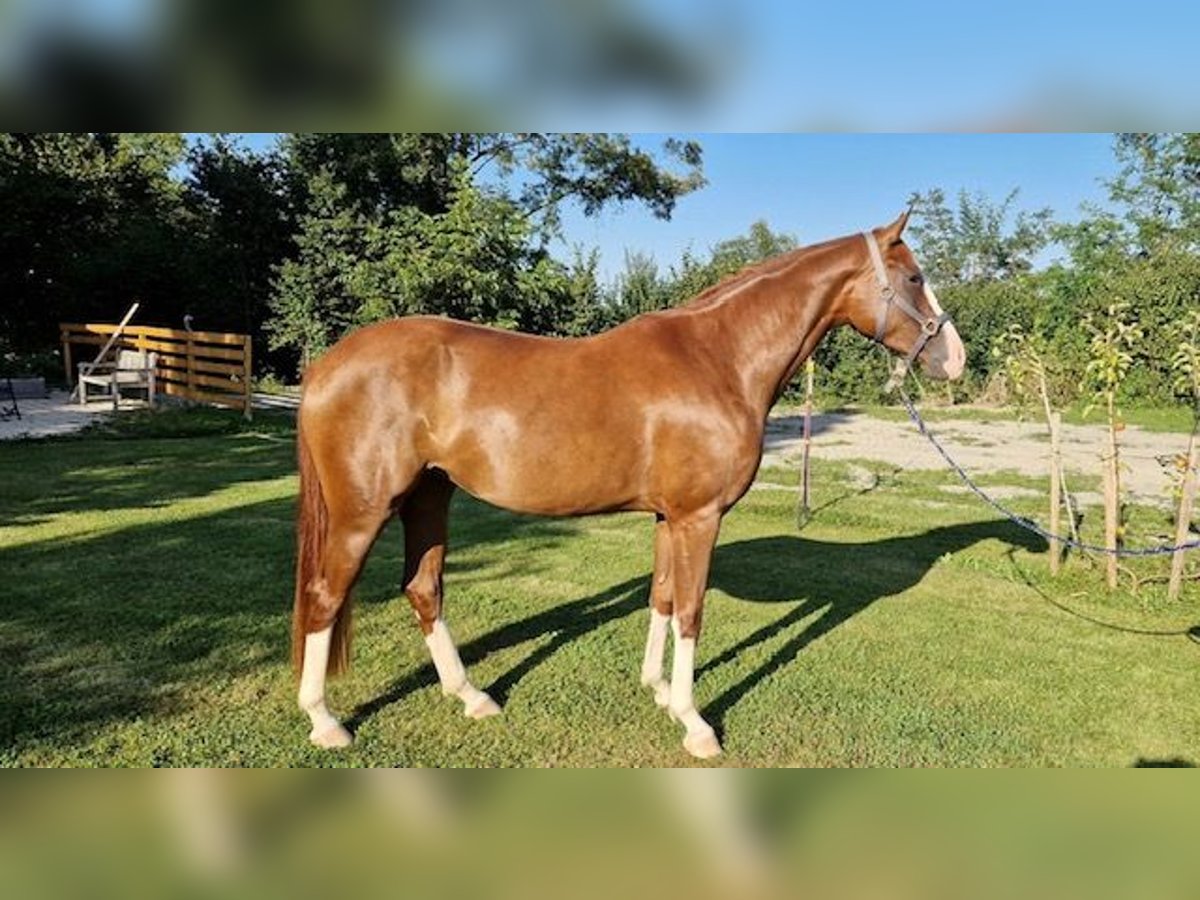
[300,314,756,516]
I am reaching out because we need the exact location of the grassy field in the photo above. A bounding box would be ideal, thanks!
[1,408,1198,767]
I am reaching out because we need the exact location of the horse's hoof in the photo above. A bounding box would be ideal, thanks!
[310,723,353,749]
[683,729,722,760]
[465,693,502,720]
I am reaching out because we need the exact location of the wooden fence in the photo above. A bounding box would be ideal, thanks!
[60,322,253,418]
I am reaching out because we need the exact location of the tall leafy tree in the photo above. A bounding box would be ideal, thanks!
[557,247,613,337]
[1109,133,1200,254]
[666,219,798,305]
[183,133,296,331]
[267,133,705,370]
[267,172,366,368]
[184,135,297,370]
[282,133,704,229]
[0,132,192,351]
[614,250,666,317]
[907,188,1053,286]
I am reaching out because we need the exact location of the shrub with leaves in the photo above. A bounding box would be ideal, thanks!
[992,323,1081,555]
[1166,308,1200,597]
[1082,302,1143,424]
[1170,309,1200,408]
[1082,301,1144,583]
[992,324,1050,415]
[1162,309,1200,505]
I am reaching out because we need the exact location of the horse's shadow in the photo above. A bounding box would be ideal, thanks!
[347,519,1044,737]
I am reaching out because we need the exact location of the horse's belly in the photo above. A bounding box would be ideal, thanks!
[435,429,645,516]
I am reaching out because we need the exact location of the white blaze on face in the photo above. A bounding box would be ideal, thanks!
[923,285,966,380]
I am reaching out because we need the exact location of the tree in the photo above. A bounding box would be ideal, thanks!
[0,132,192,352]
[348,170,573,333]
[666,219,797,305]
[904,187,1053,389]
[267,133,706,371]
[1109,133,1200,254]
[1082,301,1144,588]
[282,133,704,232]
[466,133,705,236]
[184,135,297,370]
[907,188,1054,286]
[614,250,667,317]
[267,172,367,368]
[1166,309,1200,598]
[558,248,615,337]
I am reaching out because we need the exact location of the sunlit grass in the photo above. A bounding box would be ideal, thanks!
[1,408,1197,766]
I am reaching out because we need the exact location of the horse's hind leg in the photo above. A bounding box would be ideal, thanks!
[640,516,673,708]
[402,470,500,719]
[299,508,388,748]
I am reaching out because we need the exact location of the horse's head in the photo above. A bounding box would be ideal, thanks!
[842,211,966,380]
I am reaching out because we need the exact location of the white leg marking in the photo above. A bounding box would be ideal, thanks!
[424,619,501,719]
[640,609,672,707]
[299,627,352,749]
[669,617,721,759]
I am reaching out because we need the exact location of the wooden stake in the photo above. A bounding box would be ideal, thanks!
[1103,451,1119,589]
[1169,426,1198,600]
[1049,411,1062,575]
[801,360,814,509]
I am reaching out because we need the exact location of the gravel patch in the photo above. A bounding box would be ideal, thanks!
[763,408,1186,504]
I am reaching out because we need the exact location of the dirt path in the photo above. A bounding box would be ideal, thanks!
[763,408,1191,507]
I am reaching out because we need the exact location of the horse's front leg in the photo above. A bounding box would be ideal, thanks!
[666,511,722,760]
[640,516,673,708]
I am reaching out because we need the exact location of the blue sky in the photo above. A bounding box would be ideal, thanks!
[556,134,1120,281]
[230,133,1121,283]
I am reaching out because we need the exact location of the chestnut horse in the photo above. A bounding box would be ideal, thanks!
[292,212,965,759]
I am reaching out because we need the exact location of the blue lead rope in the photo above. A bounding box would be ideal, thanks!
[893,386,1200,558]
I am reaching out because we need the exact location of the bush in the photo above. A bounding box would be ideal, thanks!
[0,341,64,384]
[811,329,891,404]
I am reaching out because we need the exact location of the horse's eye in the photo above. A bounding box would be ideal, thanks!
[908,274,923,285]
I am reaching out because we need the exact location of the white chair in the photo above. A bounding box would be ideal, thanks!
[78,349,158,410]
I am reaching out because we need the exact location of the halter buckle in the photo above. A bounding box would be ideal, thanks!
[921,317,940,336]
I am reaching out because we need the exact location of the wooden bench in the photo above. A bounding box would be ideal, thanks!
[78,349,158,410]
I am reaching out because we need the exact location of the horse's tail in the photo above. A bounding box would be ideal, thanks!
[292,417,352,677]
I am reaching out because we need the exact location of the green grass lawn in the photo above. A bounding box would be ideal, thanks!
[2,408,1198,767]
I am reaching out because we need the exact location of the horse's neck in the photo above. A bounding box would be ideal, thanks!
[697,245,849,417]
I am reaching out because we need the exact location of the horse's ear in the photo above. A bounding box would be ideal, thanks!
[883,209,910,241]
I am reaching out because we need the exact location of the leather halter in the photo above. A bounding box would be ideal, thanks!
[861,231,952,373]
